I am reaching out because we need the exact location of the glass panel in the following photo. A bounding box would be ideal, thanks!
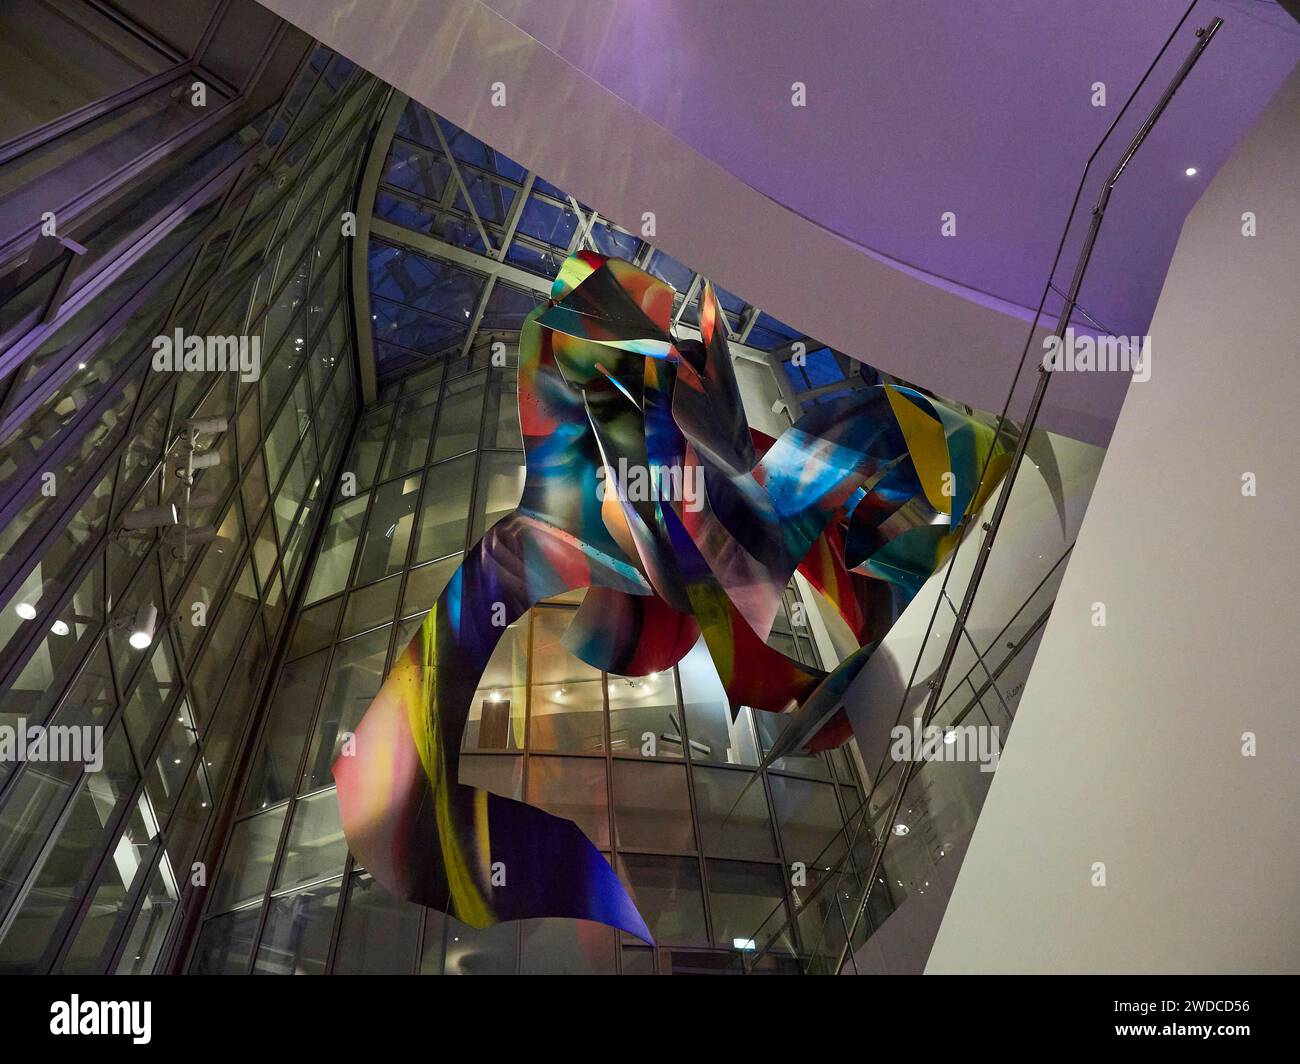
[607,672,682,760]
[611,760,695,852]
[441,917,516,975]
[115,859,181,974]
[413,454,472,563]
[190,907,261,974]
[465,618,525,752]
[242,651,327,813]
[694,766,779,859]
[519,919,616,975]
[525,756,608,850]
[354,474,420,584]
[208,805,287,915]
[768,776,848,867]
[400,555,459,618]
[469,451,523,541]
[300,626,391,793]
[617,854,706,946]
[333,872,421,974]
[286,598,341,659]
[430,371,484,460]
[706,860,794,953]
[458,754,522,799]
[340,575,401,637]
[253,878,341,975]
[274,790,347,893]
[679,639,759,766]
[303,494,367,603]
[528,608,604,753]
[380,386,438,479]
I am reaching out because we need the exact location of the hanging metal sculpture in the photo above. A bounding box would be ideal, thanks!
[333,252,1010,942]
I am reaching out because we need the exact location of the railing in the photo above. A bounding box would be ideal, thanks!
[736,4,1223,975]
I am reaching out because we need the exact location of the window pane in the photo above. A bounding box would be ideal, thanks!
[209,806,287,914]
[253,878,340,975]
[414,455,472,563]
[466,618,525,751]
[525,756,608,850]
[694,766,778,859]
[612,760,695,852]
[528,608,603,753]
[768,776,847,867]
[243,652,327,813]
[190,907,261,974]
[705,859,794,953]
[679,639,758,766]
[300,627,391,793]
[520,919,616,975]
[607,672,682,760]
[617,854,706,946]
[275,790,347,893]
[333,872,421,974]
[354,475,420,584]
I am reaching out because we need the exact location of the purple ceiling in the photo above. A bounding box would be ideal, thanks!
[483,0,1300,337]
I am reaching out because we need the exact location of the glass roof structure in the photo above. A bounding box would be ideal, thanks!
[366,98,879,410]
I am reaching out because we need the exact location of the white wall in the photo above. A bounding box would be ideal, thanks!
[927,60,1300,974]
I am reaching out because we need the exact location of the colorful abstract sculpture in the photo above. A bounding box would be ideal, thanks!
[333,251,1011,942]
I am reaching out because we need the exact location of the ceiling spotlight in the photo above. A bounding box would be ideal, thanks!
[128,604,158,650]
[15,578,57,620]
[1184,166,1198,177]
[892,823,910,837]
[190,450,222,470]
[488,690,502,703]
[942,729,958,745]
[50,619,70,636]
[122,504,179,531]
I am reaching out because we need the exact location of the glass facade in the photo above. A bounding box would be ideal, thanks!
[194,352,869,974]
[0,27,385,972]
[0,8,905,976]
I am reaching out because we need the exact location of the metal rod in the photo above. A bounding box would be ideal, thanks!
[831,15,1223,975]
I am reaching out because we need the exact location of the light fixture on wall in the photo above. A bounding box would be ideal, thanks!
[128,604,158,650]
[14,577,57,620]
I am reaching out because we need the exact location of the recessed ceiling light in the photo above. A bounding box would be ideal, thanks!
[1185,167,1198,177]
[892,823,910,836]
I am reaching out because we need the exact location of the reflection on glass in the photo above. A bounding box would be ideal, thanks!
[333,872,421,974]
[528,608,603,752]
[612,760,695,852]
[526,756,609,849]
[253,878,340,975]
[678,639,759,766]
[694,766,778,859]
[618,854,707,946]
[209,806,287,915]
[607,672,682,759]
[275,790,347,893]
[466,618,525,751]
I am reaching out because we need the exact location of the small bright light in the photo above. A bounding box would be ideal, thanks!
[15,602,37,620]
[129,630,153,649]
[892,823,910,837]
[50,620,70,636]
[488,690,502,702]
[1185,167,1198,177]
[942,729,957,745]
[733,937,757,951]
